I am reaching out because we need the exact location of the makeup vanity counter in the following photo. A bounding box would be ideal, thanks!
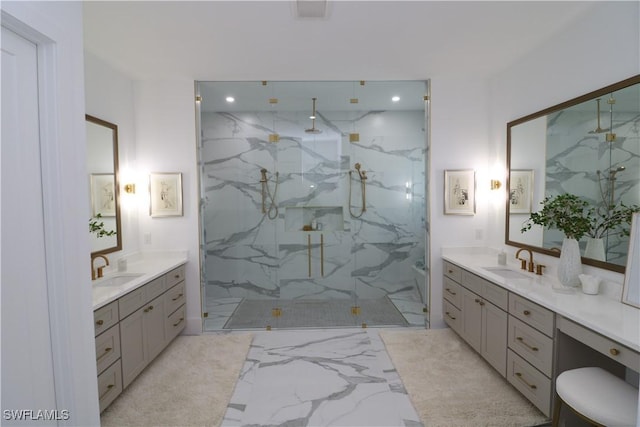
[441,249,639,417]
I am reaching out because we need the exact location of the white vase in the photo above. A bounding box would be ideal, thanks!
[557,237,582,287]
[584,237,605,261]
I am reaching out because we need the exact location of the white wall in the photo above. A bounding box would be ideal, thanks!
[85,52,140,259]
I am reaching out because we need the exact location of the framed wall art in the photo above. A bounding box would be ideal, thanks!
[509,169,534,214]
[149,172,183,217]
[90,173,116,217]
[444,169,475,215]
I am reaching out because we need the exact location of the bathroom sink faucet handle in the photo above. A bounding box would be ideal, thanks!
[528,261,535,273]
[536,264,545,275]
[519,259,527,270]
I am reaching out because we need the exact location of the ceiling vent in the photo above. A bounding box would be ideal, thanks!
[295,0,328,19]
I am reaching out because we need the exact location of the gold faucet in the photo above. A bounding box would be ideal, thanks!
[91,254,109,280]
[515,247,534,272]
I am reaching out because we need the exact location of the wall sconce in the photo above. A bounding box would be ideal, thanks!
[124,183,136,194]
[490,180,502,190]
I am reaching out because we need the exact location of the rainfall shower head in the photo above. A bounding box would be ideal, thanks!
[305,97,322,134]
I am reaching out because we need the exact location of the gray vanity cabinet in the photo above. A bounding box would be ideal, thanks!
[93,264,186,412]
[443,261,508,377]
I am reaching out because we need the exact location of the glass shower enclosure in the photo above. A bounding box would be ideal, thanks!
[197,80,430,330]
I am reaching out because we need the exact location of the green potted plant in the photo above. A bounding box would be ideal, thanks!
[89,213,116,238]
[521,194,590,287]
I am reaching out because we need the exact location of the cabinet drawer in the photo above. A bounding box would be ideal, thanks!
[166,265,185,289]
[166,304,186,342]
[95,325,121,375]
[98,359,122,413]
[508,315,553,377]
[443,277,462,308]
[558,316,640,371]
[94,301,119,336]
[481,280,508,311]
[509,294,554,337]
[443,300,461,334]
[165,281,186,316]
[507,350,551,417]
[119,276,166,319]
[461,270,483,295]
[443,261,462,283]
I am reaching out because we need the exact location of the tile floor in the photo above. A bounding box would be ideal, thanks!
[220,328,424,427]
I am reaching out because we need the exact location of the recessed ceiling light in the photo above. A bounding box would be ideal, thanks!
[226,96,235,103]
[391,96,400,102]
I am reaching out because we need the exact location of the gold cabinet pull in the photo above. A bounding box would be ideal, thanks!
[445,311,456,320]
[144,305,154,313]
[445,288,456,296]
[96,319,104,326]
[610,348,620,356]
[320,234,324,277]
[515,372,537,389]
[523,310,531,316]
[308,234,312,277]
[174,274,181,279]
[448,269,454,274]
[99,384,115,400]
[475,298,485,306]
[97,347,113,361]
[172,293,184,301]
[516,336,539,352]
[173,317,184,327]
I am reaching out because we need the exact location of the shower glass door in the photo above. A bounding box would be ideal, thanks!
[198,80,428,330]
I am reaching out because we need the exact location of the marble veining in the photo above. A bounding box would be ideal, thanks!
[220,329,423,427]
[200,104,428,329]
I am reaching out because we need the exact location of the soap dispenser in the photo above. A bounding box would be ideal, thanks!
[497,249,507,265]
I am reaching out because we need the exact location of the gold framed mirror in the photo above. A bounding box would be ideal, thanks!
[86,114,122,256]
[506,75,640,273]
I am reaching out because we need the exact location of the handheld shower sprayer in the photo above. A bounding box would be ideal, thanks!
[260,168,279,219]
[349,163,367,218]
[260,168,268,183]
[354,163,367,180]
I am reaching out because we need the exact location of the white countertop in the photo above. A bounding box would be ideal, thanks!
[442,250,640,352]
[92,252,188,310]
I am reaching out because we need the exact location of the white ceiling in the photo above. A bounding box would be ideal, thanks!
[82,1,599,82]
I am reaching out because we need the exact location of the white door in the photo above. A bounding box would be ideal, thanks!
[1,25,57,416]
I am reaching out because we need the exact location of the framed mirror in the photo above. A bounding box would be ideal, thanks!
[506,75,640,273]
[86,114,122,256]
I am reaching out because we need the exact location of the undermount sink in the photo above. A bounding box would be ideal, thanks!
[482,266,530,280]
[94,273,143,287]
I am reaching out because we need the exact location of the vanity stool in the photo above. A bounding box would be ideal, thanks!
[552,367,638,427]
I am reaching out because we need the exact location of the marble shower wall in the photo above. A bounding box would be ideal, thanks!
[545,109,640,264]
[200,109,426,303]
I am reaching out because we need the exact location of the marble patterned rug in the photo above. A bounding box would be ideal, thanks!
[224,297,408,329]
[380,328,549,427]
[100,333,253,427]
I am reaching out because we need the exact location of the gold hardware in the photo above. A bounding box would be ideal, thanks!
[271,307,282,318]
[320,233,324,277]
[515,372,537,389]
[99,384,115,400]
[195,95,202,102]
[266,325,272,331]
[203,312,208,318]
[269,133,280,143]
[173,318,184,327]
[172,293,184,301]
[261,81,267,86]
[97,347,113,361]
[96,319,104,326]
[360,80,365,86]
[144,308,150,313]
[445,288,456,296]
[528,262,535,273]
[516,336,539,352]
[479,300,485,306]
[350,98,359,104]
[606,133,616,142]
[490,179,501,190]
[361,322,367,328]
[448,269,453,274]
[445,311,456,320]
[519,259,527,270]
[124,183,136,194]
[351,306,361,315]
[91,254,110,280]
[422,307,429,313]
[149,305,154,310]
[269,98,278,104]
[308,234,312,277]
[423,95,430,101]
[523,310,531,316]
[610,348,620,356]
[349,133,360,142]
[535,264,545,275]
[515,248,533,272]
[175,274,180,279]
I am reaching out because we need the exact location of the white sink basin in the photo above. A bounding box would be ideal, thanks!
[94,273,143,287]
[482,267,530,280]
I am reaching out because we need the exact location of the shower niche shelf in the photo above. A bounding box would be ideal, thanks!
[285,206,344,232]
